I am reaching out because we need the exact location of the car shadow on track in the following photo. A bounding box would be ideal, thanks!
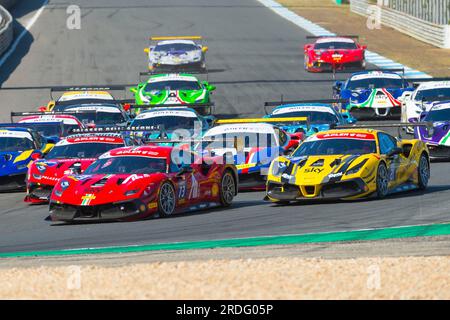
[48,199,267,226]
[270,184,450,208]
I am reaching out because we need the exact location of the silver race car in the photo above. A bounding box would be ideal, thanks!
[144,36,208,72]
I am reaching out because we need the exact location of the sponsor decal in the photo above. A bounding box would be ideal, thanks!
[328,172,343,179]
[81,194,96,206]
[147,202,158,209]
[316,132,375,140]
[236,163,256,170]
[211,183,219,197]
[304,168,324,174]
[122,174,150,184]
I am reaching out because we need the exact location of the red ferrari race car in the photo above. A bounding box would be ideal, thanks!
[26,133,125,203]
[304,35,366,72]
[49,145,238,222]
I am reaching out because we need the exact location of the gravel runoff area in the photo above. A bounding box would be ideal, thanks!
[2,237,450,299]
[276,0,450,77]
[1,256,450,299]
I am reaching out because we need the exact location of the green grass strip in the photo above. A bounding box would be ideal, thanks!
[1,222,450,258]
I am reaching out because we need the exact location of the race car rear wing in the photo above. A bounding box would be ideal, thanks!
[263,98,348,115]
[150,36,203,41]
[127,103,215,115]
[70,125,162,134]
[10,110,101,122]
[215,117,310,130]
[335,122,433,138]
[409,77,450,88]
[306,35,359,40]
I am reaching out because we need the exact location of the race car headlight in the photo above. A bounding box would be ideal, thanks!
[36,164,47,173]
[16,164,28,170]
[124,189,140,197]
[32,173,42,180]
[272,160,288,176]
[345,159,368,175]
[59,179,71,190]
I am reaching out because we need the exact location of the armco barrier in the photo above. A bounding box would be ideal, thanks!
[0,4,13,56]
[351,0,450,49]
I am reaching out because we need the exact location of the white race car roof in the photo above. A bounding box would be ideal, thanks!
[416,81,450,91]
[351,72,401,81]
[147,74,198,83]
[58,91,114,102]
[316,37,355,44]
[136,109,198,119]
[204,123,276,136]
[272,105,335,115]
[18,115,81,125]
[157,40,196,46]
[65,105,121,113]
[0,129,33,140]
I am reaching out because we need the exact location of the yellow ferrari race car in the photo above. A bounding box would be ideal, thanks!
[266,126,430,203]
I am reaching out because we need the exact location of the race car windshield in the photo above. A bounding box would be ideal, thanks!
[293,139,376,156]
[415,88,450,101]
[202,132,278,149]
[144,80,201,91]
[314,42,357,50]
[154,43,198,52]
[68,111,125,125]
[28,124,62,137]
[271,111,338,124]
[347,77,404,90]
[132,116,198,131]
[424,108,450,122]
[0,137,34,152]
[85,156,167,174]
[45,143,124,159]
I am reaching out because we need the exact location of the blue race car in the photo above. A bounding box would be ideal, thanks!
[0,127,54,191]
[263,101,356,136]
[127,107,215,143]
[333,70,414,120]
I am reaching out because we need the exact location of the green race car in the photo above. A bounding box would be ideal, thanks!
[129,73,216,115]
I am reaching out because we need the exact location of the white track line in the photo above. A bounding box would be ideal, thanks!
[0,0,49,68]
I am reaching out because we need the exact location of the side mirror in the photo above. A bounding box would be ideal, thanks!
[387,147,402,158]
[72,163,82,175]
[203,82,216,92]
[362,45,367,50]
[333,82,343,94]
[130,87,138,94]
[31,153,41,160]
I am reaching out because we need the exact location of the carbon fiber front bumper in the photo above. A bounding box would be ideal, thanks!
[348,106,401,120]
[426,144,450,160]
[266,178,367,201]
[49,199,148,222]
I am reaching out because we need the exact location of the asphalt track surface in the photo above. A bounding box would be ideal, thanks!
[0,0,449,253]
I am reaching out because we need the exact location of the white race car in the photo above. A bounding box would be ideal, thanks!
[144,36,208,71]
[401,81,450,133]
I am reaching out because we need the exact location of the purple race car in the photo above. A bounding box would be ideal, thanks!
[414,100,450,160]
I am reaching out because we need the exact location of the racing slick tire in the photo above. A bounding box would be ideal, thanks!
[219,170,236,207]
[376,162,389,199]
[418,153,430,190]
[158,182,176,217]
